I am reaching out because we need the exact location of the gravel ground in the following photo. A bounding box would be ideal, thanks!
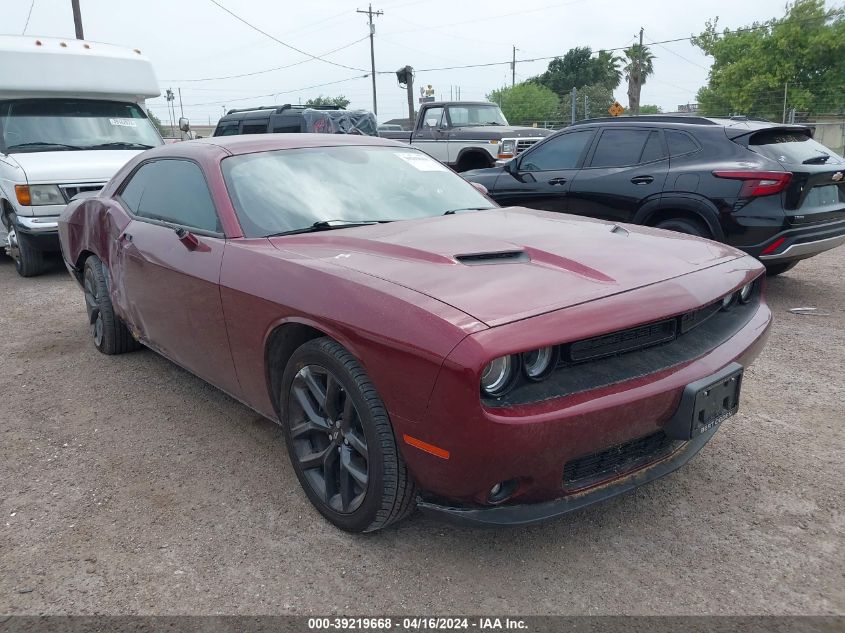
[0,249,842,616]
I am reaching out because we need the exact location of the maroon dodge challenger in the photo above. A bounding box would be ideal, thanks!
[59,135,771,532]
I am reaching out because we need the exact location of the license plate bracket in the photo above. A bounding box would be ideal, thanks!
[664,362,743,440]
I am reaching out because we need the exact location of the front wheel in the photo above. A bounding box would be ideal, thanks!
[280,337,416,532]
[82,256,141,355]
[6,214,45,277]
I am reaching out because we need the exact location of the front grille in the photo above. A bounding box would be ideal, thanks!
[58,183,106,202]
[563,431,679,489]
[569,319,676,362]
[515,139,540,154]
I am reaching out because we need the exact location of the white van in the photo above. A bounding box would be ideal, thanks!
[0,36,163,276]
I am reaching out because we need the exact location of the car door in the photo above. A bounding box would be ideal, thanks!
[412,106,450,164]
[114,158,240,396]
[568,127,669,223]
[488,129,596,213]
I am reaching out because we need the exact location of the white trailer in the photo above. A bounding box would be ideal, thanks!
[0,35,163,276]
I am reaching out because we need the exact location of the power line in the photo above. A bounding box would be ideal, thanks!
[162,36,369,83]
[207,0,369,72]
[163,74,369,108]
[21,0,35,34]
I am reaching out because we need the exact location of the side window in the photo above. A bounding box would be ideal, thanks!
[520,130,594,171]
[666,130,699,156]
[216,124,240,136]
[241,123,268,134]
[120,160,221,233]
[422,107,445,129]
[447,107,468,127]
[639,131,666,163]
[590,129,660,168]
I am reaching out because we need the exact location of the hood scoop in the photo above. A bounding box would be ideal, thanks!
[454,250,529,265]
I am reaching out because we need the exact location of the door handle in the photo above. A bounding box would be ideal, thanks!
[547,177,567,185]
[631,175,654,185]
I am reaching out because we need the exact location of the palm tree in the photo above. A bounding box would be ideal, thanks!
[596,50,623,90]
[623,44,655,114]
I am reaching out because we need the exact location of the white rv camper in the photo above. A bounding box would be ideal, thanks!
[0,36,163,276]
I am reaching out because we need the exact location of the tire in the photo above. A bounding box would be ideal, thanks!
[455,152,491,173]
[765,261,798,277]
[654,217,709,238]
[6,214,45,277]
[280,337,416,532]
[82,255,141,355]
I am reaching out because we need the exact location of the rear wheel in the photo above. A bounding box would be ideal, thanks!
[6,214,45,277]
[654,217,709,238]
[280,337,416,532]
[765,261,798,277]
[82,255,141,355]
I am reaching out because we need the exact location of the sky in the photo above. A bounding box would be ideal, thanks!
[5,0,801,126]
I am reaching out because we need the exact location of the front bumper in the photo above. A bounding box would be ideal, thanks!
[755,219,845,263]
[15,214,60,235]
[418,422,719,526]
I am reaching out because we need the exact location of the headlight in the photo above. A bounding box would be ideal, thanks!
[739,281,753,303]
[15,184,64,206]
[499,139,515,156]
[522,346,557,381]
[721,292,736,310]
[480,355,518,397]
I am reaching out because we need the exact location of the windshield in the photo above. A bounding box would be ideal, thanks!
[222,146,496,237]
[749,130,845,166]
[0,99,163,153]
[447,104,509,127]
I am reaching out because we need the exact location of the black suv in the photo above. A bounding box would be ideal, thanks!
[464,116,845,275]
[213,104,377,137]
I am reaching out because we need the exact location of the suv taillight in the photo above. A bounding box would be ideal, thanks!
[713,170,792,197]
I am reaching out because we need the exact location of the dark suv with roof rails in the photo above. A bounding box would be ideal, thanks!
[464,115,845,275]
[213,103,378,137]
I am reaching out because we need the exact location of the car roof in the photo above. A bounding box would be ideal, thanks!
[143,133,404,158]
[569,115,810,134]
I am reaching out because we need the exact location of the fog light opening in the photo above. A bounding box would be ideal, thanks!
[487,478,519,504]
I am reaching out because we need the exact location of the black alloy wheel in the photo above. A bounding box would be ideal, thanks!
[288,364,370,514]
[280,337,416,532]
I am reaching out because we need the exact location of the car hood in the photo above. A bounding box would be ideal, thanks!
[270,208,744,327]
[7,150,144,184]
[450,126,552,140]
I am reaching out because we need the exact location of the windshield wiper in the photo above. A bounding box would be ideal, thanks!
[266,219,387,237]
[84,142,155,150]
[442,207,492,215]
[802,153,830,164]
[5,142,84,151]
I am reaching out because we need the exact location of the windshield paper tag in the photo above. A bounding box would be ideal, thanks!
[109,118,138,128]
[396,152,449,172]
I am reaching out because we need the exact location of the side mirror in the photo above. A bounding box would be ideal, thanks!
[506,157,519,173]
[470,181,488,195]
[178,117,191,132]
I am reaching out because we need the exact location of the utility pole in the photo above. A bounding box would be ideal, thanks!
[165,88,175,137]
[584,94,589,120]
[511,46,516,87]
[396,66,415,129]
[571,87,577,125]
[635,27,644,115]
[782,82,788,124]
[357,4,383,115]
[71,0,84,39]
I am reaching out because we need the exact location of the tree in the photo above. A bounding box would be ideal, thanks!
[532,46,622,100]
[305,95,351,108]
[487,82,561,125]
[692,0,845,120]
[575,84,615,120]
[147,110,169,137]
[639,104,663,114]
[623,44,655,114]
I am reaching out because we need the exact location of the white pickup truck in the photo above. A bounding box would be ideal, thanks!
[379,101,552,172]
[0,35,163,276]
